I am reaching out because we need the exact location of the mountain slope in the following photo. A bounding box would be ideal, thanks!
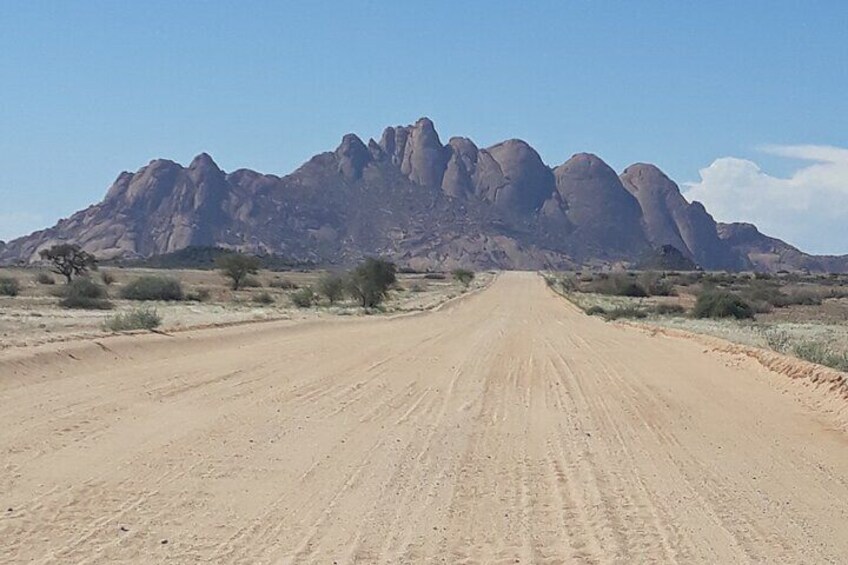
[2,118,845,272]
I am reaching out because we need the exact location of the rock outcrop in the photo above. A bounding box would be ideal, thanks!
[2,118,845,272]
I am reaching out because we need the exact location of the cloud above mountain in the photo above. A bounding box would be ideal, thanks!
[684,145,848,255]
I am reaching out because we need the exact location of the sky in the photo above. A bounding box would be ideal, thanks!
[1,1,847,253]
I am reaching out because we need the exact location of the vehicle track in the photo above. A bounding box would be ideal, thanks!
[1,272,847,563]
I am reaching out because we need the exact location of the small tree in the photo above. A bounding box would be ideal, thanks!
[452,268,475,288]
[39,244,97,284]
[317,273,345,304]
[346,258,397,308]
[216,253,261,290]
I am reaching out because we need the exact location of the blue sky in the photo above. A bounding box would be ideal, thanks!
[1,1,847,253]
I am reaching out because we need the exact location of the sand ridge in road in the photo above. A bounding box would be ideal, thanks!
[1,272,847,563]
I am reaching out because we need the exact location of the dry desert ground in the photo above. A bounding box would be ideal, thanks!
[1,272,847,563]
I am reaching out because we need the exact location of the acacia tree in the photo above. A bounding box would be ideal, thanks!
[346,258,397,308]
[39,244,97,284]
[317,273,345,304]
[216,252,261,290]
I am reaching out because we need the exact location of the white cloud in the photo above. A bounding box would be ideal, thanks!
[684,144,848,255]
[0,212,45,243]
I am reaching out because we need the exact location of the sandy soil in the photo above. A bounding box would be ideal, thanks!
[0,268,487,349]
[1,272,847,563]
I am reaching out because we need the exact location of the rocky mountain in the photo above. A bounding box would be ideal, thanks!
[717,223,848,273]
[2,117,846,272]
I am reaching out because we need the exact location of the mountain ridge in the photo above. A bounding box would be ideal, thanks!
[2,118,846,272]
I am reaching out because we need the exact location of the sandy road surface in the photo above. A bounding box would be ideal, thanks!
[1,272,847,564]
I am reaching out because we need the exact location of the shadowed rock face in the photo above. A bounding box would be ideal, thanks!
[485,140,555,213]
[554,153,650,257]
[620,163,745,270]
[2,118,844,272]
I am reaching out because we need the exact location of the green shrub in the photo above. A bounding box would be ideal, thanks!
[346,258,397,308]
[693,289,753,319]
[584,274,648,297]
[452,268,475,287]
[103,306,161,331]
[0,277,21,297]
[34,272,55,285]
[216,253,261,290]
[59,278,112,309]
[269,277,298,289]
[120,276,183,301]
[291,287,315,308]
[585,305,606,316]
[604,306,647,320]
[252,291,274,305]
[637,272,675,296]
[317,273,345,304]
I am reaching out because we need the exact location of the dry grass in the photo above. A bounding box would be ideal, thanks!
[545,270,848,373]
[0,266,492,349]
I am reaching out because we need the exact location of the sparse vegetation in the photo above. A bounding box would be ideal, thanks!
[0,277,21,297]
[120,276,184,301]
[693,288,754,319]
[100,270,116,285]
[103,306,161,331]
[317,273,345,304]
[59,278,112,310]
[452,268,475,288]
[216,253,261,290]
[252,291,274,305]
[269,277,298,290]
[585,305,606,316]
[604,306,648,320]
[186,287,211,302]
[241,275,262,288]
[792,342,848,372]
[652,303,686,316]
[290,287,315,308]
[39,244,97,283]
[346,258,397,308]
[34,272,55,285]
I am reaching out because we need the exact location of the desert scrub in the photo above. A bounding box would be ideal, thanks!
[100,270,116,285]
[585,305,606,316]
[792,342,848,372]
[59,278,112,309]
[103,307,161,331]
[652,303,686,316]
[603,306,648,320]
[120,276,184,301]
[693,288,754,320]
[290,287,315,308]
[269,277,298,289]
[186,287,211,302]
[34,272,55,285]
[762,327,848,371]
[317,273,345,304]
[252,291,274,305]
[0,277,21,297]
[452,268,475,287]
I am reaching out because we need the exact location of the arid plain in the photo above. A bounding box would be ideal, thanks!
[1,272,846,564]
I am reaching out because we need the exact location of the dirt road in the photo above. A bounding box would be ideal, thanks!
[1,272,847,563]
